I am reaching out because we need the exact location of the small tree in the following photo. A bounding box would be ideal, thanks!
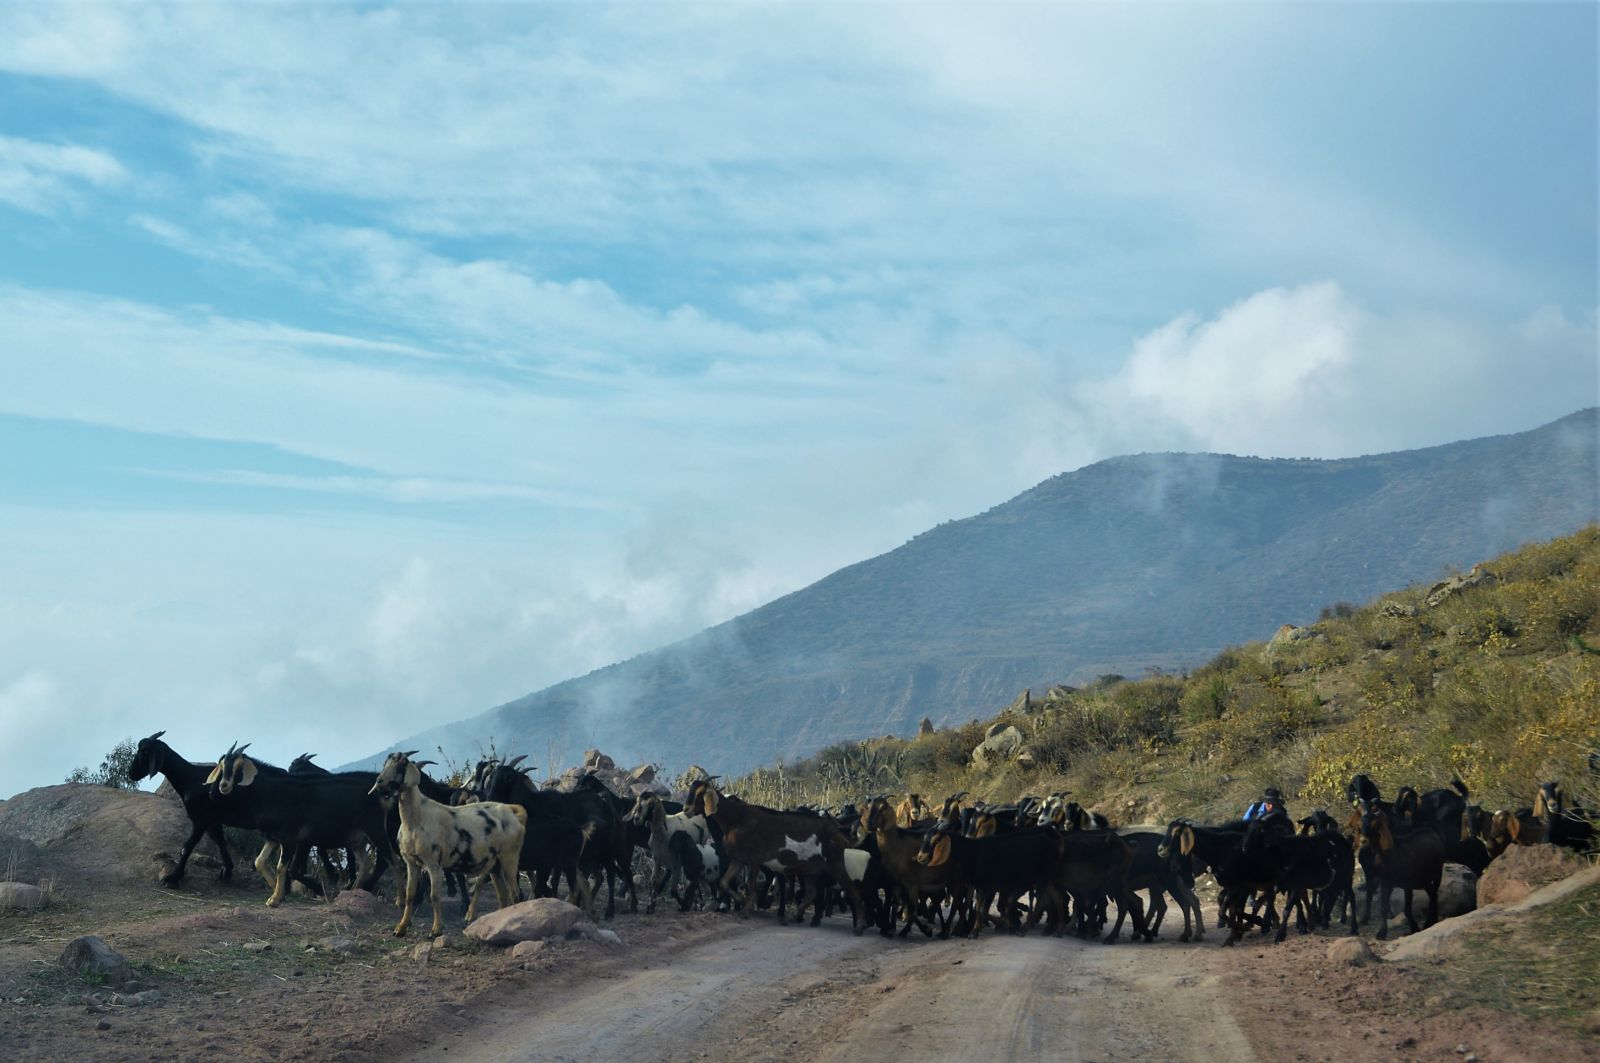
[66,737,140,789]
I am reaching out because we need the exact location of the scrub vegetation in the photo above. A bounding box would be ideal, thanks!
[734,526,1600,823]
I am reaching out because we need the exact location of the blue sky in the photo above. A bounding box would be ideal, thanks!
[0,3,1595,793]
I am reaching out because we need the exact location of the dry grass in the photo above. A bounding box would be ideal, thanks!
[1412,883,1600,1032]
[731,526,1600,826]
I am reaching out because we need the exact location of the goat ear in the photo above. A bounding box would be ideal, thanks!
[1533,790,1546,818]
[237,759,258,787]
[1508,816,1522,842]
[1180,826,1195,856]
[703,787,719,814]
[928,834,951,867]
[1377,818,1393,851]
[205,762,223,785]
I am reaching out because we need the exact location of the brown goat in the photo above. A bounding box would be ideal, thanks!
[684,780,865,935]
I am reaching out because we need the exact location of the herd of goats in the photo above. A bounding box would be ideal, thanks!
[124,731,1598,946]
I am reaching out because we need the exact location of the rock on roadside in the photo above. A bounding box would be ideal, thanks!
[1478,844,1586,907]
[60,935,132,986]
[0,881,46,910]
[1327,938,1376,966]
[465,898,587,947]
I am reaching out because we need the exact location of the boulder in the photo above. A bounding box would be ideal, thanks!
[0,832,42,879]
[1265,624,1318,655]
[1478,843,1586,907]
[0,882,46,909]
[1425,565,1495,608]
[971,725,1025,768]
[1014,748,1038,770]
[465,898,587,947]
[330,888,386,917]
[581,749,615,772]
[1379,601,1418,619]
[1006,689,1035,716]
[60,936,132,986]
[508,940,546,962]
[1437,863,1478,918]
[627,764,657,786]
[1326,938,1376,967]
[0,784,219,882]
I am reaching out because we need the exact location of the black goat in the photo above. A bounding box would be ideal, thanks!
[1160,819,1298,944]
[1356,801,1444,939]
[1122,830,1204,942]
[477,762,624,918]
[571,772,645,912]
[1051,827,1146,944]
[1537,781,1597,853]
[128,731,244,886]
[915,824,1062,938]
[286,753,364,889]
[1239,818,1356,941]
[207,744,391,906]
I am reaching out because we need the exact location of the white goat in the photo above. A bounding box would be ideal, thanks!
[368,751,526,937]
[626,791,712,913]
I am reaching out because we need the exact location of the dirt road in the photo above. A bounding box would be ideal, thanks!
[419,922,1258,1063]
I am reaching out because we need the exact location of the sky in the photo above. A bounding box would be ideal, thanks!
[1,2,1595,796]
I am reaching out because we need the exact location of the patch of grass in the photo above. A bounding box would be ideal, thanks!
[1413,883,1600,1032]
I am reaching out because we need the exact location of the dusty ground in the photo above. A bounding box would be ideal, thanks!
[1,785,1596,1063]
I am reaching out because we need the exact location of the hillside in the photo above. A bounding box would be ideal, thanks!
[361,409,1600,776]
[732,525,1600,824]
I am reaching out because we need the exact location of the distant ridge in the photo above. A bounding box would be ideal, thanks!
[354,409,1600,776]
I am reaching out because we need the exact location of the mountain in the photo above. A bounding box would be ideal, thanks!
[355,409,1600,776]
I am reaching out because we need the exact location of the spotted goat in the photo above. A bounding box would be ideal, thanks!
[368,751,526,937]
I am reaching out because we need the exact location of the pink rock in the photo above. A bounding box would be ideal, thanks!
[465,898,586,947]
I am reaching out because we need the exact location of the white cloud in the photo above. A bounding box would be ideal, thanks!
[0,135,125,214]
[1078,283,1598,460]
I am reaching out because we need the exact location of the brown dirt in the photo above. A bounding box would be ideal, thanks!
[1224,931,1598,1063]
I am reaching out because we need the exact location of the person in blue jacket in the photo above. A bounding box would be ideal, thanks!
[1243,787,1287,821]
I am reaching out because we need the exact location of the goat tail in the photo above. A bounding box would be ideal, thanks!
[1450,777,1469,801]
[575,821,602,864]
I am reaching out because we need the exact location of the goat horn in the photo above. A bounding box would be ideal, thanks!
[236,743,251,755]
[150,730,166,740]
[401,750,419,758]
[413,760,435,769]
[504,754,528,769]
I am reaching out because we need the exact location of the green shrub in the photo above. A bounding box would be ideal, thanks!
[66,737,139,789]
[1182,675,1229,723]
